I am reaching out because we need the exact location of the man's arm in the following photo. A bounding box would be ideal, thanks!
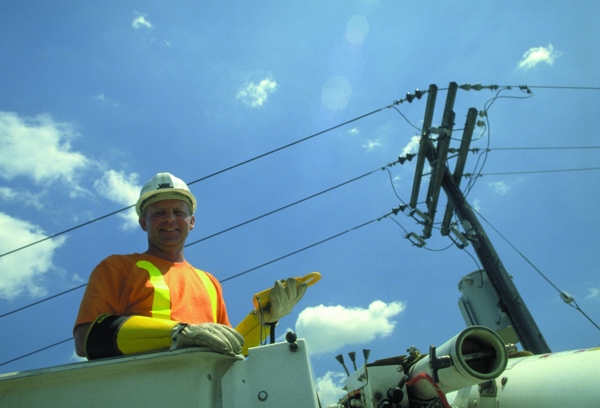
[74,315,243,359]
[74,323,91,357]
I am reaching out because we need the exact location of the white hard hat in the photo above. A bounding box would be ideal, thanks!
[136,172,197,216]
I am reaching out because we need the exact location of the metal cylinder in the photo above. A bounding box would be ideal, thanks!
[408,326,508,400]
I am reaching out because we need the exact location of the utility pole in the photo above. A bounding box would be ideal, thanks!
[410,83,551,354]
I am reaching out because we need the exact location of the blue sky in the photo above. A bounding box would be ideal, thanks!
[1,1,599,404]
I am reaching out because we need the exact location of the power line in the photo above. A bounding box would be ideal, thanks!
[0,284,87,320]
[0,165,393,320]
[489,146,600,151]
[4,83,600,366]
[0,212,392,367]
[527,85,600,91]
[0,338,73,368]
[465,166,600,178]
[220,212,391,283]
[184,166,387,248]
[473,207,600,332]
[0,104,399,261]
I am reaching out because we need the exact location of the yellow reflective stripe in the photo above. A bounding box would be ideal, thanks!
[136,260,171,320]
[195,269,217,323]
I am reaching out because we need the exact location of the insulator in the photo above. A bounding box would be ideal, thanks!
[560,291,574,304]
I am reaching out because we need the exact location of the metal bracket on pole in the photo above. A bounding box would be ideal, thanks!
[409,84,438,209]
[441,107,478,236]
[423,83,458,238]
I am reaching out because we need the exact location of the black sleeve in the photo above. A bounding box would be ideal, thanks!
[85,314,129,360]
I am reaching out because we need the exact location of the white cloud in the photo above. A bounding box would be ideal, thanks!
[295,300,405,355]
[0,112,89,186]
[348,128,360,135]
[586,288,599,300]
[490,181,510,195]
[71,273,85,284]
[316,371,346,406]
[94,94,119,107]
[362,139,382,152]
[402,135,420,156]
[132,15,153,30]
[0,212,66,301]
[0,186,44,210]
[236,78,278,107]
[94,170,141,230]
[518,44,562,69]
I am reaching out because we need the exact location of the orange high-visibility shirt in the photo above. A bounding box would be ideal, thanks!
[74,253,230,330]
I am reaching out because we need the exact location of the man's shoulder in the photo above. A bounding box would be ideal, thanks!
[98,253,145,268]
[102,253,142,262]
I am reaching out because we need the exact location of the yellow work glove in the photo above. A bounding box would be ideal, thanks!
[172,322,244,356]
[259,277,308,323]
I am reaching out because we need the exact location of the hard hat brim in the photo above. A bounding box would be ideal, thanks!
[136,190,196,216]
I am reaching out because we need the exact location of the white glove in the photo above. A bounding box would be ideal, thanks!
[261,278,308,323]
[173,323,244,356]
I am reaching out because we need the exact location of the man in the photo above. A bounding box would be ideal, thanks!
[74,172,306,359]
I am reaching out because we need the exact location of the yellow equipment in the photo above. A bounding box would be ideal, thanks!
[235,272,321,355]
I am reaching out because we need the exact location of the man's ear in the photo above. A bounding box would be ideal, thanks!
[189,215,196,231]
[139,216,147,231]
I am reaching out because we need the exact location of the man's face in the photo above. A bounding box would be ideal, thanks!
[139,199,195,253]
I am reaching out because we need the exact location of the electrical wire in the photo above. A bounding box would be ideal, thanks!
[4,83,599,367]
[0,104,398,260]
[185,166,387,248]
[489,146,600,151]
[0,212,393,367]
[390,106,422,131]
[221,213,391,283]
[473,207,600,331]
[467,166,600,177]
[0,338,73,368]
[0,284,87,319]
[405,373,452,408]
[0,166,392,320]
[384,168,408,205]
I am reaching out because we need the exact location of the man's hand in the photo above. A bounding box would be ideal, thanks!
[173,323,244,356]
[260,277,308,323]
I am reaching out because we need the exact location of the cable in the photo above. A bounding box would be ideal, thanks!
[0,104,394,260]
[384,168,408,205]
[473,207,600,331]
[0,206,134,259]
[527,85,600,91]
[0,284,87,320]
[390,106,422,131]
[388,215,409,235]
[0,338,73,368]
[466,166,600,177]
[220,212,391,283]
[5,84,599,365]
[461,86,536,199]
[489,146,600,151]
[0,166,390,320]
[405,373,452,408]
[185,167,386,248]
[0,212,393,367]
